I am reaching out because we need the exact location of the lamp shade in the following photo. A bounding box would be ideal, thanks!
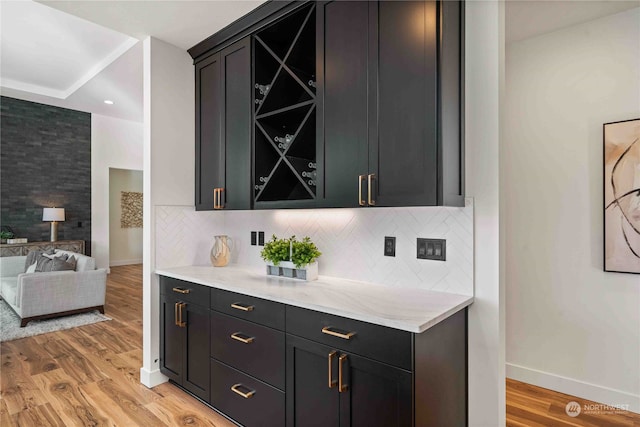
[43,207,65,222]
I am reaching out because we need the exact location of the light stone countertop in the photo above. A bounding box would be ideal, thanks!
[155,265,473,333]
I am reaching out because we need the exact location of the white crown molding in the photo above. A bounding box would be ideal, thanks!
[0,37,139,100]
[63,37,139,98]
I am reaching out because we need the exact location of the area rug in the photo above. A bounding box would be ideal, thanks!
[0,299,111,342]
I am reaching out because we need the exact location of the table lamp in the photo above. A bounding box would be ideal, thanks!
[42,207,65,242]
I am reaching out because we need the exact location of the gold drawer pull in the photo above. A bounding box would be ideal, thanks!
[322,326,356,340]
[328,351,337,388]
[231,303,254,312]
[172,287,190,294]
[231,332,255,344]
[231,383,255,399]
[339,354,348,392]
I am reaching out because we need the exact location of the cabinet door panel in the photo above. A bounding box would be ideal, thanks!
[221,38,252,210]
[371,0,438,206]
[341,352,412,427]
[286,335,340,427]
[196,54,222,211]
[183,303,210,402]
[317,0,369,208]
[159,295,182,383]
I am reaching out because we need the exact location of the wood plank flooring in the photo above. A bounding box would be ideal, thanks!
[1,264,235,427]
[2,264,638,426]
[507,378,640,426]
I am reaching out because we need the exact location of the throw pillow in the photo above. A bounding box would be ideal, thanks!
[24,249,55,271]
[35,253,75,272]
[26,262,37,274]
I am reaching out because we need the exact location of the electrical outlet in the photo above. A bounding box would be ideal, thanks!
[251,231,257,246]
[258,231,265,246]
[384,236,396,257]
[417,238,446,261]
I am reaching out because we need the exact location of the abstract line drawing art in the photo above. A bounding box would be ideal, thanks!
[604,119,640,274]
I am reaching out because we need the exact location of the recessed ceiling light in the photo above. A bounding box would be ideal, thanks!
[104,100,114,105]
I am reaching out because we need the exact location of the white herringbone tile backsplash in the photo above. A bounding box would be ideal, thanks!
[155,200,473,296]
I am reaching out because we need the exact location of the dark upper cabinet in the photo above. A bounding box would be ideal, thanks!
[317,0,463,208]
[192,0,463,209]
[370,0,439,207]
[159,279,211,402]
[315,0,369,208]
[286,334,412,427]
[195,37,251,211]
[253,3,318,209]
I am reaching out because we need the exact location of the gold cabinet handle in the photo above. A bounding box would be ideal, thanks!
[213,187,225,209]
[328,351,337,388]
[231,383,255,399]
[230,332,255,344]
[174,302,180,326]
[177,303,186,327]
[218,188,225,209]
[231,303,254,312]
[367,174,376,206]
[338,354,348,392]
[322,326,356,340]
[358,175,366,206]
[172,287,190,294]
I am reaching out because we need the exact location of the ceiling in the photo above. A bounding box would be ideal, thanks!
[506,0,640,43]
[0,0,265,122]
[1,0,638,123]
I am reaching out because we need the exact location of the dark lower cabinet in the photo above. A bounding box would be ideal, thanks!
[210,359,285,427]
[159,284,210,402]
[159,277,467,427]
[286,335,412,427]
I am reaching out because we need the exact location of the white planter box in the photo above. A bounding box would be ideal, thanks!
[266,261,318,281]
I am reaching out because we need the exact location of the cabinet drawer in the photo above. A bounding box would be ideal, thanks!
[212,288,285,330]
[211,311,285,390]
[160,276,210,305]
[286,306,412,370]
[210,358,284,427]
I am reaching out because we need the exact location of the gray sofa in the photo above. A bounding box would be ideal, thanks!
[0,250,107,327]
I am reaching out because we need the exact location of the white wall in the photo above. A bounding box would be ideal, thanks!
[154,203,474,296]
[109,168,143,266]
[465,1,506,425]
[141,36,194,388]
[91,114,143,270]
[505,8,640,412]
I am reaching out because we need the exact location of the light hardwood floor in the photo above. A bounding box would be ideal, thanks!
[1,264,235,427]
[2,265,638,426]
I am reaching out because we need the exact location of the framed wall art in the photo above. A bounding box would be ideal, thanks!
[604,118,640,274]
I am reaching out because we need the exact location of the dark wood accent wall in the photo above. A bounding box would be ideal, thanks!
[0,96,91,253]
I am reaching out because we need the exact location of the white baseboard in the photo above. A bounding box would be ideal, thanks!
[140,367,167,388]
[110,258,143,267]
[506,363,640,413]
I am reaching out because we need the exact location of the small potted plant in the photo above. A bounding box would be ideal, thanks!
[260,235,291,276]
[0,230,14,244]
[261,235,321,281]
[291,236,321,280]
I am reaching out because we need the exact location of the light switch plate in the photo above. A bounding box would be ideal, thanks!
[417,238,446,261]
